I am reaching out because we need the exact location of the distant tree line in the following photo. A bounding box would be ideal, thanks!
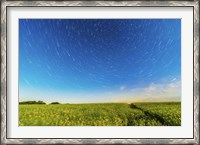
[19,101,62,105]
[19,100,46,104]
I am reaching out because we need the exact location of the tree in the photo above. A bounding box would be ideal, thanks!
[50,102,60,104]
[38,100,46,104]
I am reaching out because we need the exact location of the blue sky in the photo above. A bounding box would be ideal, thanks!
[19,19,181,103]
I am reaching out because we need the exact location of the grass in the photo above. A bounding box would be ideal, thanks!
[19,102,181,126]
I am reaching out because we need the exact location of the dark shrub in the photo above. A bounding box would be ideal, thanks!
[50,102,60,104]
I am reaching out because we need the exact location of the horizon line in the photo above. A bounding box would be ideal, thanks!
[19,100,181,104]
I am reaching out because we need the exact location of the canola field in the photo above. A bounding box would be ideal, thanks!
[19,102,181,126]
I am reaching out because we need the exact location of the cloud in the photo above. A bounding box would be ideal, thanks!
[171,78,177,82]
[119,85,126,91]
[145,81,181,97]
[112,80,181,103]
[145,83,157,92]
[148,81,180,99]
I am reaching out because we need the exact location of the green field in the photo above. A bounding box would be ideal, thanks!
[19,102,181,126]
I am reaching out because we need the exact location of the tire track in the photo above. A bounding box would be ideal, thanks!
[129,104,165,125]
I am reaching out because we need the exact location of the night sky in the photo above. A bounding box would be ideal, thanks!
[19,19,181,103]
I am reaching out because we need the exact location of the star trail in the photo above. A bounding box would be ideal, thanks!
[19,19,181,103]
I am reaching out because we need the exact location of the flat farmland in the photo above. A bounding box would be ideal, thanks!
[19,102,181,126]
